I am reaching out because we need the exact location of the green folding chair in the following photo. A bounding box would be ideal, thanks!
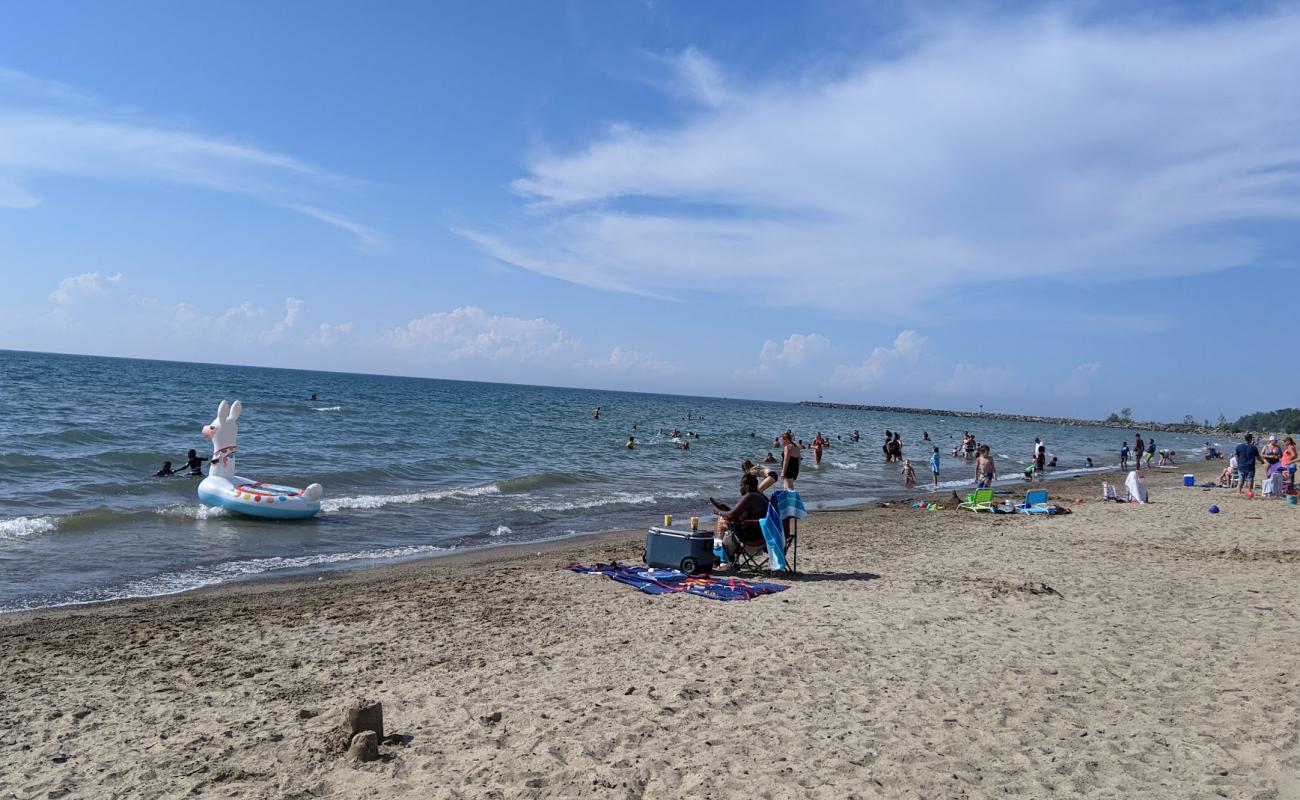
[959,488,995,512]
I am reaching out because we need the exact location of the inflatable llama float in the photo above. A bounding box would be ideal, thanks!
[197,400,323,519]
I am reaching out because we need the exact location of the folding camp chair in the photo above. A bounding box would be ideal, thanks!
[726,519,799,575]
[1016,489,1051,514]
[723,520,769,572]
[959,488,996,512]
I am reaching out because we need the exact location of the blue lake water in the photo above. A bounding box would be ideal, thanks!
[0,350,1219,611]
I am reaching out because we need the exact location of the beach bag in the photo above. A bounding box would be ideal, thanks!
[1261,473,1282,497]
[1102,482,1117,501]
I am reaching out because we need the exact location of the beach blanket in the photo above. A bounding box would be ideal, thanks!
[567,562,789,601]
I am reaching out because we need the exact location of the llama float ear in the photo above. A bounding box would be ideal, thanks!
[228,400,242,421]
[217,400,230,422]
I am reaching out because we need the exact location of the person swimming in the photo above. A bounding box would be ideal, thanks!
[626,436,635,450]
[309,393,318,401]
[183,448,208,476]
[1086,457,1094,468]
[154,460,177,477]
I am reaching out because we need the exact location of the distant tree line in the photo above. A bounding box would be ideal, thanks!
[1228,408,1300,434]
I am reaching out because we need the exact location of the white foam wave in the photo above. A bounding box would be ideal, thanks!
[522,492,656,512]
[312,406,342,412]
[490,525,512,537]
[155,504,230,520]
[521,490,702,513]
[321,484,499,513]
[831,462,859,469]
[0,515,59,540]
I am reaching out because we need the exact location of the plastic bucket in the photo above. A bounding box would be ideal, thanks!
[1183,474,1195,487]
[1288,495,1298,506]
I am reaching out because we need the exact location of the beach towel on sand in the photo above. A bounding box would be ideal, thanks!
[567,563,789,601]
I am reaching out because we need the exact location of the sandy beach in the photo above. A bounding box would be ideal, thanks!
[2,462,1297,799]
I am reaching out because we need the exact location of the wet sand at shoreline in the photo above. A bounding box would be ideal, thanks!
[2,463,1296,798]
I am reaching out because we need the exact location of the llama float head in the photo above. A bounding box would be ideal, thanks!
[201,399,241,478]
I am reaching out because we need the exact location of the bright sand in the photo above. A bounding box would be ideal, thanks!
[2,463,1297,798]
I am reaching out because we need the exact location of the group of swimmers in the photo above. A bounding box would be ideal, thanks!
[154,449,208,477]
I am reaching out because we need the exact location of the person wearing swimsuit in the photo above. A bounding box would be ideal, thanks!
[974,445,996,488]
[780,430,801,490]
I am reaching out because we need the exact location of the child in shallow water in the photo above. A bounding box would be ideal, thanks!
[901,459,916,488]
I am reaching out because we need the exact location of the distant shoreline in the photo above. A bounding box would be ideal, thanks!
[798,401,1232,436]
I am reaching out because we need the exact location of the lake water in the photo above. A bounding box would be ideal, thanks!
[0,350,1218,611]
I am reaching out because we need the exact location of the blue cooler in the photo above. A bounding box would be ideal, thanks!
[1183,474,1195,487]
[644,526,715,574]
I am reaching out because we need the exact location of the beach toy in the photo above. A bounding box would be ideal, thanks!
[1288,495,1297,506]
[1209,505,1219,514]
[196,400,323,520]
[1246,491,1255,499]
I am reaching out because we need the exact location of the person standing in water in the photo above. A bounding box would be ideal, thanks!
[593,406,601,419]
[780,430,801,490]
[1133,433,1145,470]
[930,446,941,487]
[812,432,826,466]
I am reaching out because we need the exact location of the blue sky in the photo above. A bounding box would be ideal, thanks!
[1,0,1297,422]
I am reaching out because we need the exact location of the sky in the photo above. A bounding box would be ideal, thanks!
[1,0,1297,422]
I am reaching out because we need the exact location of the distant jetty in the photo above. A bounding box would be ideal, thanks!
[798,401,1228,435]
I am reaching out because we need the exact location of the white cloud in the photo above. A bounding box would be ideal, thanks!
[385,306,576,362]
[588,345,675,374]
[0,68,382,248]
[305,321,356,348]
[468,10,1300,309]
[940,363,1019,396]
[832,330,927,385]
[48,271,122,305]
[758,333,829,369]
[145,296,305,344]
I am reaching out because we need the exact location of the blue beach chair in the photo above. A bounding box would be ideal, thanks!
[1016,489,1051,514]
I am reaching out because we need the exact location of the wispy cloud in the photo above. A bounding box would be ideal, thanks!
[588,345,675,374]
[385,306,577,362]
[467,10,1300,309]
[0,67,383,248]
[305,321,356,348]
[290,205,388,253]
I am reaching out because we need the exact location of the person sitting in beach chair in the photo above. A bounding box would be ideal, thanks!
[712,474,769,573]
